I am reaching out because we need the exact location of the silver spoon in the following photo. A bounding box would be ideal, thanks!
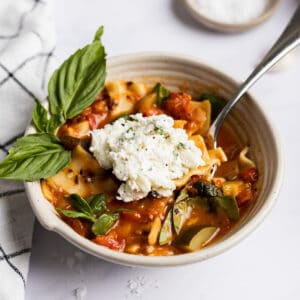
[209,5,300,153]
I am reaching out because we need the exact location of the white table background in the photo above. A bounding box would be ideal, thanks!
[26,0,300,299]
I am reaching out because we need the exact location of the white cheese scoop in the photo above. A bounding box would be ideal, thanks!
[90,114,205,202]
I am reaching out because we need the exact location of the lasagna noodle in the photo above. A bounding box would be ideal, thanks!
[239,146,256,170]
[106,81,136,118]
[42,145,118,200]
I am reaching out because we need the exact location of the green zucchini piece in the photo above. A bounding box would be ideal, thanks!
[159,210,173,245]
[177,226,220,252]
[175,188,189,203]
[173,201,191,235]
[187,196,210,211]
[215,196,240,220]
[193,181,223,197]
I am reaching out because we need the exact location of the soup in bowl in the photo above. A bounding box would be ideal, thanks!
[23,52,282,266]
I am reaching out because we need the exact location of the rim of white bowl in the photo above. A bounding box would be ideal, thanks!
[24,52,284,267]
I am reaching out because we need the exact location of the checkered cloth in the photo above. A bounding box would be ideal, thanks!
[0,1,56,299]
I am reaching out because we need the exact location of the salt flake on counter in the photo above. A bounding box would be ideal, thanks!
[126,275,160,298]
[73,286,87,300]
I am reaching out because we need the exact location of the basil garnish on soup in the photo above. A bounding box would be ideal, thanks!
[0,26,107,181]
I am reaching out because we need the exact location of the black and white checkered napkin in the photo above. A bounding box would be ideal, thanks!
[0,1,56,298]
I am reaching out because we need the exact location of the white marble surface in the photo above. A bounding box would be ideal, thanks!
[26,0,300,299]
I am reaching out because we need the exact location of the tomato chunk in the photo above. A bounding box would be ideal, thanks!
[86,113,106,130]
[93,231,125,252]
[239,168,258,185]
[121,211,142,222]
[236,188,254,207]
[165,93,193,120]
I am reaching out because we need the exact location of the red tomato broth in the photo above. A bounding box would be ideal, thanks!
[42,84,259,256]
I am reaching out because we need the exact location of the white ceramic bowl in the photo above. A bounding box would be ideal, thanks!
[24,53,283,267]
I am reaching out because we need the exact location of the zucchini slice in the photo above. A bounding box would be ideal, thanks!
[177,226,220,252]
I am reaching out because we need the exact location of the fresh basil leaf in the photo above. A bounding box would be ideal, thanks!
[199,92,226,121]
[46,114,63,133]
[194,181,223,197]
[152,83,170,106]
[32,99,61,134]
[215,196,240,220]
[32,99,49,133]
[0,133,71,181]
[87,193,107,215]
[70,194,94,217]
[92,213,119,235]
[57,208,95,221]
[93,25,104,42]
[48,26,106,123]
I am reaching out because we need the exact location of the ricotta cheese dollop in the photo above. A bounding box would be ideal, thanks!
[90,114,205,202]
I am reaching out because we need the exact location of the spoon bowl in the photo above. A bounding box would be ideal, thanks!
[209,5,300,156]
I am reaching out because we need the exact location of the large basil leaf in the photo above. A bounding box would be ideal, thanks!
[0,133,71,181]
[48,26,106,123]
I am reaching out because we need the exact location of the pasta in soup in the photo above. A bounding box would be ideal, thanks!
[41,81,258,256]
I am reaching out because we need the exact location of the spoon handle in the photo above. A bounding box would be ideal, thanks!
[210,5,300,143]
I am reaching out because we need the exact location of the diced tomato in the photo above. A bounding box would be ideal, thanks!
[86,113,106,130]
[93,232,125,252]
[236,188,254,207]
[142,106,163,116]
[65,218,89,237]
[121,211,142,222]
[165,93,193,120]
[239,168,259,185]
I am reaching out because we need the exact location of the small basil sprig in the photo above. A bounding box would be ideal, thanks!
[57,193,131,236]
[152,83,170,106]
[92,213,119,235]
[0,26,107,181]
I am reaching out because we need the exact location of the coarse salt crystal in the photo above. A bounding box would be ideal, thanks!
[73,286,87,300]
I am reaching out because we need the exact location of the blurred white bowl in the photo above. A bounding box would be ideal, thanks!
[184,0,281,33]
